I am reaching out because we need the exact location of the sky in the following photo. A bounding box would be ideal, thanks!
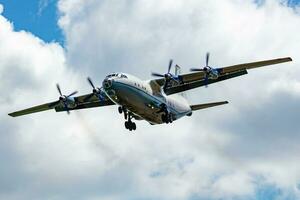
[1,0,300,200]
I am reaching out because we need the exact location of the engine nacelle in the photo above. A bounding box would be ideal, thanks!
[65,97,77,108]
[209,69,219,80]
[59,96,77,109]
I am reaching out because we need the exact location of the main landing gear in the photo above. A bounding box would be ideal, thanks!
[119,106,137,131]
[161,113,173,124]
[159,104,173,124]
[125,120,136,131]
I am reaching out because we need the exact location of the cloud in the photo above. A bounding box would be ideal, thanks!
[1,0,300,199]
[37,0,50,16]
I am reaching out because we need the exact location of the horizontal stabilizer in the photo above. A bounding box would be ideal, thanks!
[190,101,229,111]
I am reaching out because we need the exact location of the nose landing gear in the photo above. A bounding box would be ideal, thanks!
[119,106,137,131]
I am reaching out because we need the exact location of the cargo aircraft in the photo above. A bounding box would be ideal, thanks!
[8,54,292,131]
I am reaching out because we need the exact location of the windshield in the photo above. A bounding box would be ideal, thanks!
[106,73,128,79]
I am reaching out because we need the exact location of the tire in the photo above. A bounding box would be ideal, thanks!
[132,123,136,130]
[125,121,129,129]
[118,107,123,114]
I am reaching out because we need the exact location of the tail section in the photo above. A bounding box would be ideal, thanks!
[190,101,229,111]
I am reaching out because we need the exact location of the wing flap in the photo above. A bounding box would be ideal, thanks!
[191,101,229,111]
[221,57,292,73]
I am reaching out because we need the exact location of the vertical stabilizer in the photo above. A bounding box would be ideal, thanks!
[175,64,187,99]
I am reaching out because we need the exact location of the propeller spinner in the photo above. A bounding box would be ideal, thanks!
[55,84,78,114]
[151,59,181,89]
[190,52,220,87]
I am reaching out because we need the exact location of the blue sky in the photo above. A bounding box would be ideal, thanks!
[0,0,63,44]
[0,0,299,46]
[0,0,299,47]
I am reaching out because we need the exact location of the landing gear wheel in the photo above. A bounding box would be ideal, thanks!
[125,121,129,129]
[118,106,123,114]
[132,122,136,130]
[124,117,137,131]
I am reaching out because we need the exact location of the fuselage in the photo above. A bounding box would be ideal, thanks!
[102,73,192,124]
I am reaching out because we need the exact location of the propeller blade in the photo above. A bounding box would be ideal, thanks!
[87,77,96,89]
[151,72,165,77]
[204,75,209,88]
[206,52,210,67]
[63,102,70,114]
[168,59,173,74]
[56,84,62,96]
[67,91,78,97]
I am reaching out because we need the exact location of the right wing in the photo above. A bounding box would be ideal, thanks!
[8,101,58,117]
[8,93,115,117]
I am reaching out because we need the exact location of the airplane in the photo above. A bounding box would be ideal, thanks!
[8,53,292,131]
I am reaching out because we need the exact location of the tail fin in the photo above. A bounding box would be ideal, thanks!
[175,64,187,98]
[190,101,229,111]
[175,64,181,76]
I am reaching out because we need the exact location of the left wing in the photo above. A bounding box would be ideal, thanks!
[152,57,292,95]
[165,70,248,95]
[8,93,115,117]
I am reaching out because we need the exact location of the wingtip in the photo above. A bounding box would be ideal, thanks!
[8,113,16,117]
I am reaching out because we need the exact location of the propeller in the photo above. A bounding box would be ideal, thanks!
[56,83,78,114]
[190,52,218,87]
[151,59,180,89]
[85,77,103,102]
[190,52,211,73]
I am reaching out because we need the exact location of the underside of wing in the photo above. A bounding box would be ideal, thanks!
[165,70,248,95]
[190,101,229,111]
[8,92,115,117]
[221,57,292,73]
[8,101,58,117]
[55,100,115,112]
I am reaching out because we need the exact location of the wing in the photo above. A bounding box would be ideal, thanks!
[55,100,115,112]
[220,57,292,73]
[8,101,58,117]
[8,93,115,117]
[151,57,292,95]
[165,70,248,95]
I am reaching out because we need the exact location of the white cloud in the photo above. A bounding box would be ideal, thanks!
[0,4,3,14]
[1,0,300,199]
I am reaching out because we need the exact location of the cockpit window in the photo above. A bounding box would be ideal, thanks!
[106,73,127,79]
